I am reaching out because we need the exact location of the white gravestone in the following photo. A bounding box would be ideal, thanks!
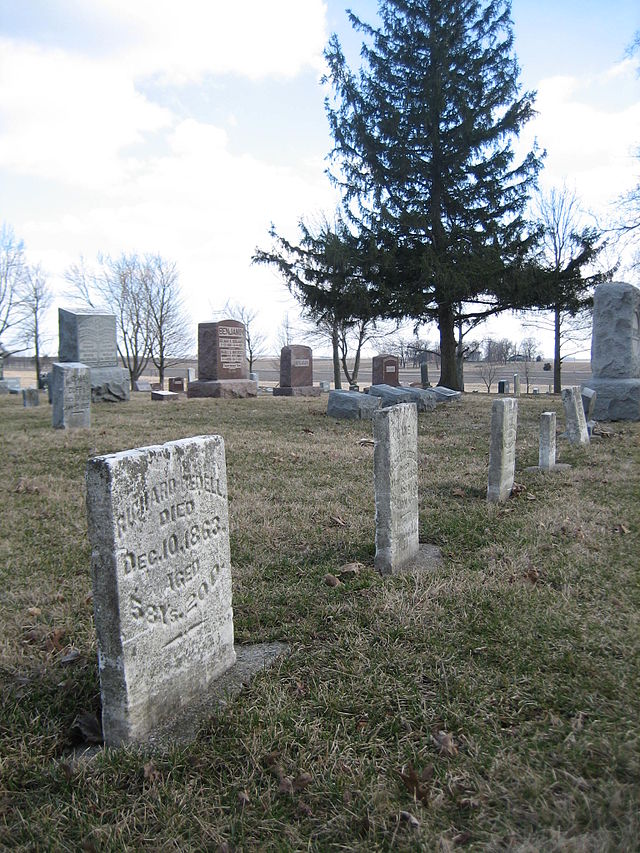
[561,386,589,445]
[51,362,91,429]
[374,403,419,574]
[539,411,556,471]
[86,435,236,746]
[513,373,521,397]
[487,398,517,502]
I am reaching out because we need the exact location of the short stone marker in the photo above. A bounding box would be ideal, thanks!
[513,374,521,397]
[86,435,237,746]
[372,354,399,387]
[373,403,442,574]
[539,412,556,471]
[168,377,184,394]
[273,345,321,397]
[187,320,258,399]
[58,308,129,402]
[400,386,437,412]
[319,381,331,392]
[0,377,20,394]
[327,389,381,420]
[498,379,510,394]
[487,398,517,502]
[51,362,91,429]
[561,386,589,445]
[151,389,179,401]
[134,380,153,392]
[585,281,640,420]
[22,388,39,407]
[429,386,461,402]
[420,362,430,388]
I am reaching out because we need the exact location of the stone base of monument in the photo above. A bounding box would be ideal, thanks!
[90,367,130,402]
[151,389,178,401]
[581,378,640,421]
[375,543,444,576]
[187,379,258,399]
[273,385,322,397]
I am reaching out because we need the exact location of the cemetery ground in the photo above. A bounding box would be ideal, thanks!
[0,392,638,852]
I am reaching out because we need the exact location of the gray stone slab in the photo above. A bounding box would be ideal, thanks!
[273,385,321,397]
[327,389,381,420]
[90,366,130,402]
[51,362,91,429]
[429,386,461,402]
[487,398,518,503]
[583,377,640,421]
[398,386,437,412]
[374,403,419,575]
[590,282,640,379]
[368,384,415,407]
[59,308,118,368]
[538,411,556,471]
[134,380,153,392]
[187,379,258,399]
[319,381,331,392]
[0,377,21,394]
[86,435,236,746]
[22,388,40,407]
[151,390,179,401]
[562,386,589,444]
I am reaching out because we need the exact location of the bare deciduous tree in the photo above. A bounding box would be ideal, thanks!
[19,264,53,384]
[144,255,192,389]
[0,224,27,344]
[219,301,267,373]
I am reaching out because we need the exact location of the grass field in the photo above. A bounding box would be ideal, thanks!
[1,391,638,851]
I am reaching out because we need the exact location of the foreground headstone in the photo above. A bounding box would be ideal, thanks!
[51,362,90,429]
[584,281,640,420]
[327,389,381,420]
[58,308,130,403]
[487,398,517,502]
[187,320,257,399]
[273,345,321,397]
[372,354,399,387]
[86,435,236,746]
[374,404,419,574]
[561,386,589,445]
[22,388,40,407]
[539,412,556,471]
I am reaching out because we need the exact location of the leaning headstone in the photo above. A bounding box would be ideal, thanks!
[539,412,556,471]
[581,387,597,421]
[51,362,90,429]
[187,320,258,399]
[86,435,236,746]
[513,374,521,397]
[561,386,589,445]
[168,377,184,394]
[22,388,39,407]
[487,398,517,503]
[374,404,419,574]
[372,354,399,387]
[585,281,640,420]
[273,345,321,397]
[368,384,414,408]
[58,308,129,403]
[151,390,179,401]
[327,389,381,420]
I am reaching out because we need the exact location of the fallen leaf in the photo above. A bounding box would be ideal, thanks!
[27,607,42,617]
[60,648,81,665]
[397,762,432,805]
[526,493,537,501]
[338,562,363,578]
[278,775,293,795]
[523,567,540,584]
[262,750,281,769]
[237,790,250,808]
[358,438,375,447]
[399,810,420,829]
[54,592,66,603]
[73,712,103,744]
[432,730,458,757]
[297,801,313,817]
[302,427,314,434]
[330,515,347,527]
[45,627,67,652]
[293,772,312,791]
[14,478,39,494]
[451,488,465,498]
[323,573,342,588]
[143,760,162,785]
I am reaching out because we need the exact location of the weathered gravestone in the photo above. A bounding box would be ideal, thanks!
[86,436,236,745]
[187,320,257,399]
[420,362,430,388]
[372,354,399,387]
[487,398,517,502]
[429,386,461,403]
[539,411,556,471]
[151,390,179,401]
[561,386,589,445]
[327,389,381,420]
[584,281,640,420]
[58,308,130,402]
[368,384,414,407]
[498,380,510,394]
[513,374,521,397]
[273,345,321,397]
[168,378,184,394]
[51,362,91,429]
[134,380,153,392]
[22,388,39,407]
[0,377,20,394]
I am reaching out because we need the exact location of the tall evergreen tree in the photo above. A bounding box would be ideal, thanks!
[324,0,543,388]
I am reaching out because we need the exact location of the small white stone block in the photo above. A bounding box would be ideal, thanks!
[539,411,556,470]
[86,435,236,746]
[561,386,589,444]
[487,398,518,503]
[52,362,90,429]
[374,403,419,574]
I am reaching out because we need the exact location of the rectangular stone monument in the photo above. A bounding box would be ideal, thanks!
[372,354,399,387]
[134,380,153,392]
[374,403,419,574]
[22,388,40,407]
[487,398,517,502]
[58,308,129,402]
[51,362,91,429]
[273,345,321,397]
[498,380,510,394]
[187,320,257,399]
[539,411,556,471]
[420,362,430,388]
[513,374,521,397]
[168,377,184,393]
[561,386,589,444]
[86,435,236,746]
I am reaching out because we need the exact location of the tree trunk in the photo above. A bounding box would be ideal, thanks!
[553,306,561,394]
[438,305,460,389]
[331,323,342,389]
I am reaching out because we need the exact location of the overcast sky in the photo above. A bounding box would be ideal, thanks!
[1,0,639,358]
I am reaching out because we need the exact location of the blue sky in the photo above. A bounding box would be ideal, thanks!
[1,0,638,357]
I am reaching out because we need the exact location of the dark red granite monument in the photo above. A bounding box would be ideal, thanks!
[273,345,321,397]
[372,354,400,387]
[187,320,258,398]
